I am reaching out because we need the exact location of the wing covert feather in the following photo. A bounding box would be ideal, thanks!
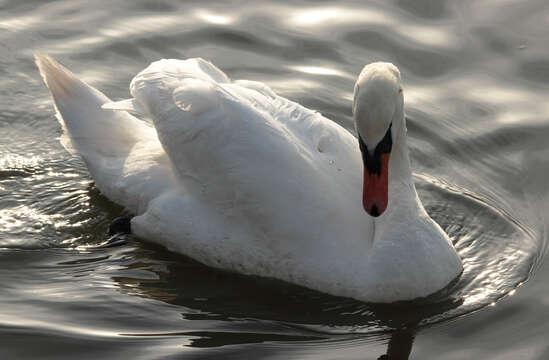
[125,59,363,240]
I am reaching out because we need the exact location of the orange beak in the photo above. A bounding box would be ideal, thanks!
[362,153,390,217]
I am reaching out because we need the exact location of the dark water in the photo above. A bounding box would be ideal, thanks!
[2,0,549,358]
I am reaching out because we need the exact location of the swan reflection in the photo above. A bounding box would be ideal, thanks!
[378,330,415,360]
[102,239,461,357]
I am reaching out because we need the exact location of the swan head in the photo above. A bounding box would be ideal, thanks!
[353,62,404,217]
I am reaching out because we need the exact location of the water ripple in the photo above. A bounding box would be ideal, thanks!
[1,0,549,358]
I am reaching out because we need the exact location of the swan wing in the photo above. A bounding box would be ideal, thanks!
[104,58,366,243]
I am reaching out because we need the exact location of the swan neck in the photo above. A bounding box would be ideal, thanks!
[389,128,413,185]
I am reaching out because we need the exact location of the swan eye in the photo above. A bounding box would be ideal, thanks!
[398,88,403,93]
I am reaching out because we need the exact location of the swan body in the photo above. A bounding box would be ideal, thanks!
[36,55,462,303]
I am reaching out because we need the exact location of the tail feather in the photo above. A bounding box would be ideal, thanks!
[35,54,145,158]
[35,54,91,105]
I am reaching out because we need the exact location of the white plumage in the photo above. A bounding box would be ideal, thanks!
[35,55,462,303]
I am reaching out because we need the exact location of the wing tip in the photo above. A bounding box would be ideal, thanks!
[34,53,83,101]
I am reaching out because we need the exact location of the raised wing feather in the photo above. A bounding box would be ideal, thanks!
[106,58,364,242]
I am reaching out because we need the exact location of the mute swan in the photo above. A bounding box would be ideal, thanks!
[35,55,462,303]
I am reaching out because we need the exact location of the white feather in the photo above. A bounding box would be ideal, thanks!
[102,98,146,116]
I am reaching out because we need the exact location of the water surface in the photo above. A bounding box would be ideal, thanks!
[1,0,549,358]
